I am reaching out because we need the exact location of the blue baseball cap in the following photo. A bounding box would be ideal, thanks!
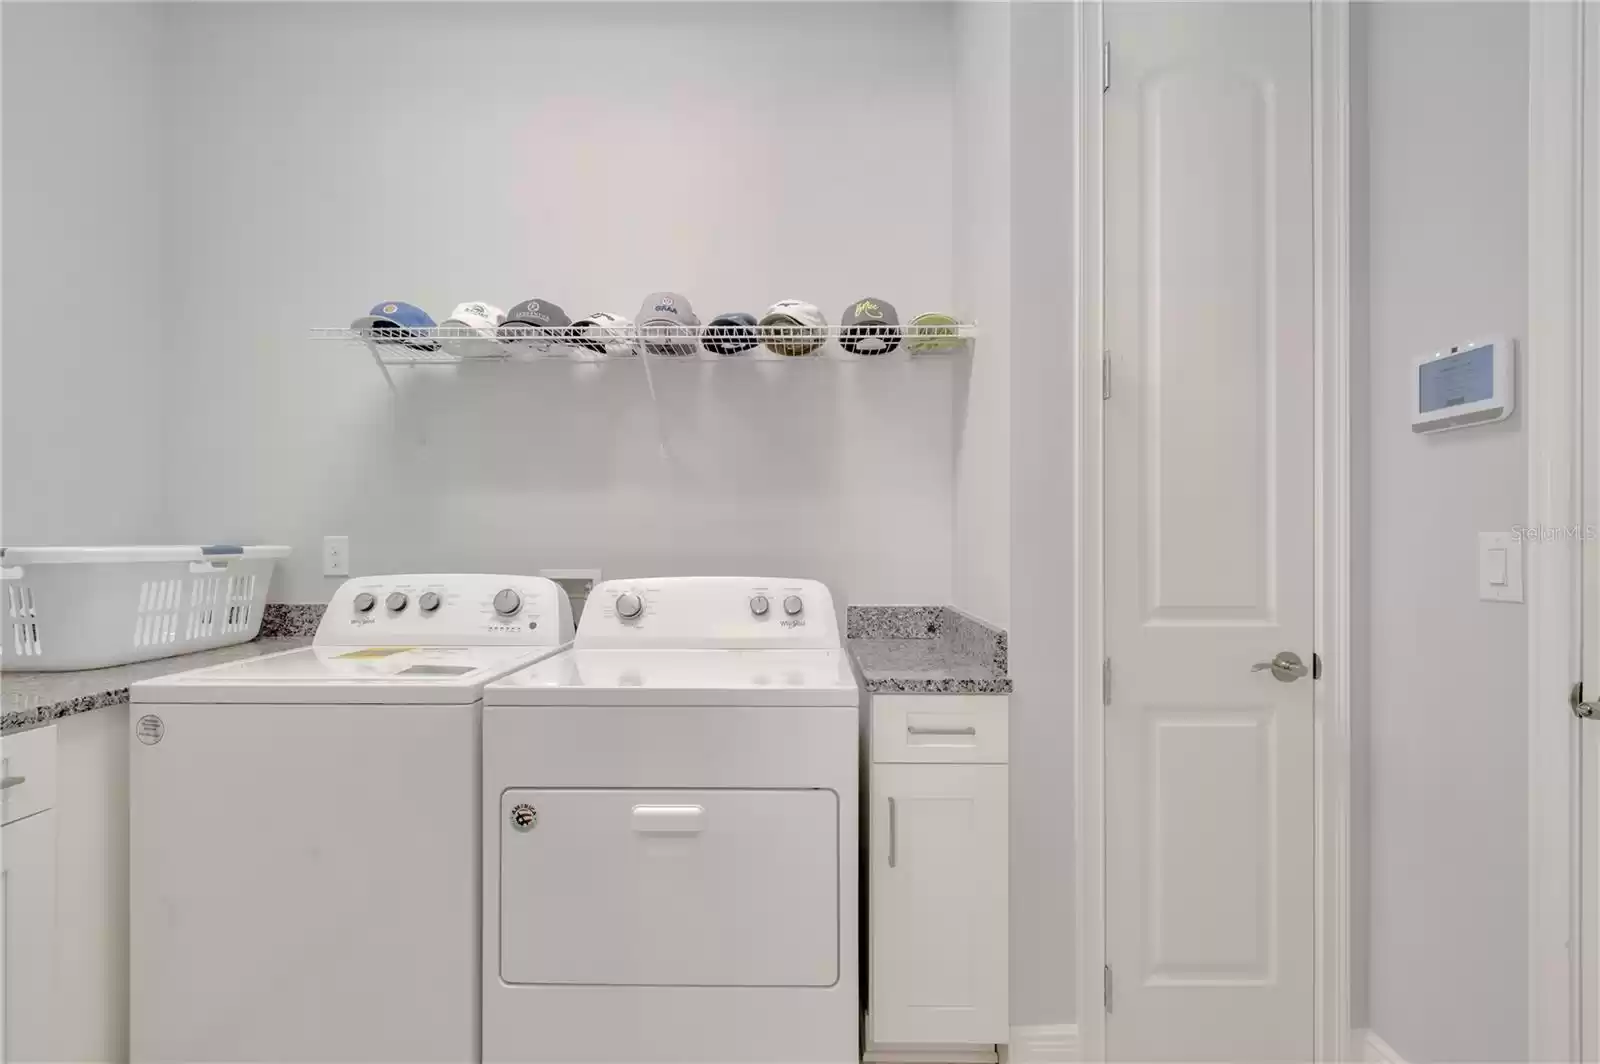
[351,301,439,350]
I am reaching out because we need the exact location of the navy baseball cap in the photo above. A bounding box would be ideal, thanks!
[702,311,758,356]
[351,301,439,351]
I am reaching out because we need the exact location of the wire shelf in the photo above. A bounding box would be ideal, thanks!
[311,322,977,368]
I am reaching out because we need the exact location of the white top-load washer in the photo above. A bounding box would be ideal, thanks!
[130,574,573,1064]
[483,576,861,1064]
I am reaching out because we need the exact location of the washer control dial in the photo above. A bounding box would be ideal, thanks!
[353,592,376,613]
[750,595,770,617]
[783,595,804,617]
[493,589,522,616]
[386,592,408,613]
[615,592,644,620]
[418,591,441,613]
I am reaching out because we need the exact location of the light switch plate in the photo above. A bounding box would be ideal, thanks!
[1478,532,1522,603]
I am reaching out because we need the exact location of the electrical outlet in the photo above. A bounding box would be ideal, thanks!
[323,536,349,577]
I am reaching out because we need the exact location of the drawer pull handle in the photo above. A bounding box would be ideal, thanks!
[887,797,898,868]
[907,725,977,736]
[0,775,25,790]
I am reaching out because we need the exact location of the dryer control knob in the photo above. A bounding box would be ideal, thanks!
[386,592,408,613]
[750,595,770,617]
[353,592,376,613]
[419,591,441,613]
[783,595,804,616]
[493,589,522,616]
[615,592,644,620]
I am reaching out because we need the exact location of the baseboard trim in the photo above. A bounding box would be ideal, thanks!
[1362,1029,1409,1064]
[1001,1024,1080,1063]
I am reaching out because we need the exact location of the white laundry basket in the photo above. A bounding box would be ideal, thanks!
[0,545,291,672]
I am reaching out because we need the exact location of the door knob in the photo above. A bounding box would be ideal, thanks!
[1571,683,1599,719]
[1252,651,1309,683]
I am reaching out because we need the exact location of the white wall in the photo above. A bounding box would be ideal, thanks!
[1360,4,1530,1060]
[952,2,1011,629]
[158,1,959,609]
[1006,2,1077,1026]
[1,3,168,546]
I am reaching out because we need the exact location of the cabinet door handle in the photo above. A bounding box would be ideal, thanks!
[887,796,898,868]
[907,725,977,736]
[0,775,25,790]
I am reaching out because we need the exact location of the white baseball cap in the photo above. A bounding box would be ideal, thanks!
[440,301,506,338]
[570,311,637,360]
[759,299,828,357]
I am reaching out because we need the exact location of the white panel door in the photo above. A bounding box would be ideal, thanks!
[2,811,57,1064]
[870,763,1007,1046]
[1103,3,1315,1060]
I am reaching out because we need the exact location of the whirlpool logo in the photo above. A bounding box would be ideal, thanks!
[780,618,806,629]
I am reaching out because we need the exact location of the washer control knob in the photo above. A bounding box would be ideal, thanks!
[418,591,441,613]
[386,592,408,613]
[493,589,522,616]
[783,595,804,617]
[615,592,644,620]
[353,592,376,613]
[750,595,770,617]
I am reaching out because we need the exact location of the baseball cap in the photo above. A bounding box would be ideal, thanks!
[497,298,573,350]
[570,312,638,360]
[759,300,828,357]
[439,301,506,339]
[350,301,439,351]
[907,311,963,353]
[839,297,902,356]
[702,311,759,356]
[637,292,700,356]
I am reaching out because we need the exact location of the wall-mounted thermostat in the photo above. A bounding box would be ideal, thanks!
[1412,336,1514,433]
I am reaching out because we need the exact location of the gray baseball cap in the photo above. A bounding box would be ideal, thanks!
[637,292,700,356]
[839,297,902,356]
[497,298,572,346]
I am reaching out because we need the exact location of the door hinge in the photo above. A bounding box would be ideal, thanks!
[1102,351,1112,400]
[1102,657,1112,706]
[1312,652,1322,680]
[1104,964,1113,1012]
[1102,41,1111,93]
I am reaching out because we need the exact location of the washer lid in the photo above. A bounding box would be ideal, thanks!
[485,649,859,706]
[133,644,564,704]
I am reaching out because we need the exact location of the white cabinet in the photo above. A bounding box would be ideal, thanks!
[868,696,1008,1051]
[0,726,57,1064]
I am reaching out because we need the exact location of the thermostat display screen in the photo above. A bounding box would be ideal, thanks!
[1419,345,1494,413]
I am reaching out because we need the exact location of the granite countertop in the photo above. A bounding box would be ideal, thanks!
[846,605,1012,695]
[2,636,312,735]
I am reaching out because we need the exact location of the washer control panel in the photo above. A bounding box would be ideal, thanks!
[315,574,575,647]
[576,576,840,650]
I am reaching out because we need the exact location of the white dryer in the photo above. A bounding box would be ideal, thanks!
[483,576,860,1064]
[130,574,574,1064]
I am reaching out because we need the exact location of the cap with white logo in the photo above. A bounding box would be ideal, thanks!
[637,292,700,356]
[570,311,638,360]
[759,299,828,357]
[497,298,573,351]
[703,311,759,356]
[440,301,506,339]
[839,297,902,356]
[350,301,439,351]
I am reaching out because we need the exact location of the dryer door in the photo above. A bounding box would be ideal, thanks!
[498,788,839,987]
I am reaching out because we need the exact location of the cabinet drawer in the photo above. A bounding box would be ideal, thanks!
[872,696,1008,764]
[0,723,58,824]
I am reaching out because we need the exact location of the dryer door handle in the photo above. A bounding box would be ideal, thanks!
[631,804,706,834]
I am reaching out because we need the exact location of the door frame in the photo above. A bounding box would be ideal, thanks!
[1069,4,1353,1061]
[1527,3,1595,1062]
